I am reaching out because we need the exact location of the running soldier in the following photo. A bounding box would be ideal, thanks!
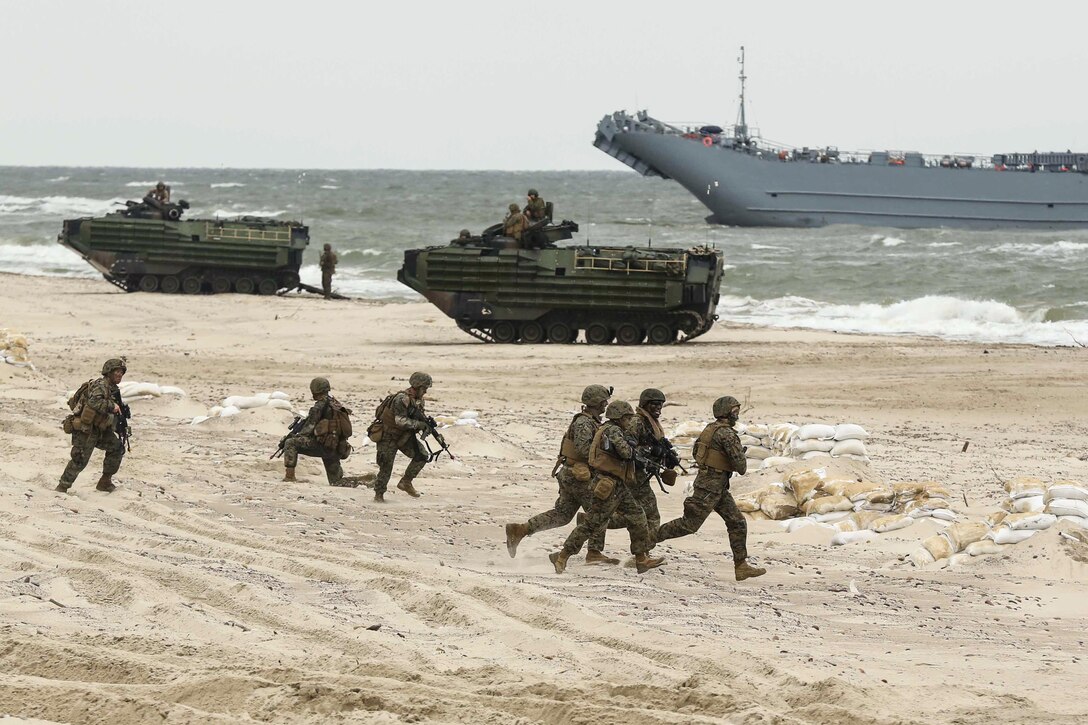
[656,396,767,581]
[370,372,433,502]
[504,385,620,565]
[58,358,130,493]
[282,377,351,486]
[549,401,665,575]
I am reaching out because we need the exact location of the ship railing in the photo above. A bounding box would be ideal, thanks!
[204,222,293,243]
[575,253,687,275]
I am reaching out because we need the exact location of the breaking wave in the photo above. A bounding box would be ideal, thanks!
[0,194,125,217]
[0,242,95,278]
[210,182,246,188]
[989,240,1088,256]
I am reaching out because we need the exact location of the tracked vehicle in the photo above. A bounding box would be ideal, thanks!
[58,197,309,294]
[397,218,724,344]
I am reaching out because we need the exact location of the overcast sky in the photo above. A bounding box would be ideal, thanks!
[3,1,1087,169]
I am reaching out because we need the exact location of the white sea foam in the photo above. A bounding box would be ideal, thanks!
[298,265,409,298]
[750,243,792,251]
[124,181,184,187]
[0,194,125,217]
[990,240,1088,256]
[927,241,961,248]
[210,182,246,188]
[717,294,1088,346]
[320,185,340,190]
[0,243,96,278]
[47,176,70,182]
[881,236,907,247]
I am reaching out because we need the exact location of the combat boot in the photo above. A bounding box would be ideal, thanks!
[55,482,71,493]
[505,523,528,558]
[95,475,116,493]
[549,550,569,575]
[634,552,665,574]
[283,467,297,482]
[374,491,385,503]
[397,479,421,498]
[585,550,620,565]
[735,560,767,581]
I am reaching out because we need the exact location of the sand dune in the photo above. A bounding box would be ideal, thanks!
[1,274,1086,724]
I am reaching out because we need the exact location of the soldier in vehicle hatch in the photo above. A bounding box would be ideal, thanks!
[504,385,621,565]
[147,181,170,203]
[503,203,528,242]
[656,396,767,582]
[524,189,547,221]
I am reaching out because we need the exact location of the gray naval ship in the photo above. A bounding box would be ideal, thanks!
[595,49,1088,230]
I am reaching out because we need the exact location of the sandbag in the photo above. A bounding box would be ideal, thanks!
[761,456,794,469]
[831,530,877,546]
[870,514,913,533]
[770,423,799,445]
[746,446,774,460]
[965,540,1005,557]
[733,488,766,513]
[820,479,858,497]
[744,423,769,437]
[834,423,870,440]
[831,439,868,457]
[1045,482,1088,503]
[802,495,853,516]
[1003,512,1057,531]
[1045,498,1088,518]
[910,546,935,567]
[988,527,1038,545]
[801,451,832,460]
[267,399,294,410]
[796,423,835,441]
[222,395,269,410]
[849,511,885,530]
[219,405,241,417]
[745,510,771,521]
[862,489,895,505]
[985,510,1008,528]
[844,481,884,502]
[811,511,852,523]
[788,470,825,502]
[786,517,834,534]
[792,438,835,454]
[760,491,800,520]
[740,434,762,447]
[119,382,162,398]
[1004,477,1046,499]
[1010,495,1045,513]
[270,391,290,401]
[159,385,186,396]
[943,522,989,553]
[1057,516,1088,530]
[922,534,954,561]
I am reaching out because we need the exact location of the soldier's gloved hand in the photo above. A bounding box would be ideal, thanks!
[426,416,438,429]
[279,436,287,447]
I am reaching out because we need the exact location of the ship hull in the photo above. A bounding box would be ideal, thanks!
[596,116,1088,230]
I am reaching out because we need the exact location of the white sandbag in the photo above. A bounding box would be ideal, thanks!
[270,391,290,401]
[831,439,868,457]
[266,399,294,410]
[988,527,1038,544]
[745,446,774,460]
[1010,495,1045,513]
[833,423,870,441]
[909,547,935,567]
[870,514,913,533]
[802,495,853,516]
[455,417,481,427]
[943,522,989,553]
[1057,515,1088,530]
[786,517,834,533]
[760,435,774,448]
[770,423,799,445]
[788,470,825,498]
[1045,498,1088,519]
[222,395,268,410]
[985,510,1008,528]
[801,451,832,460]
[833,518,858,532]
[843,482,884,502]
[120,382,162,398]
[831,530,877,546]
[791,438,835,454]
[1045,482,1088,503]
[811,511,852,523]
[208,405,223,417]
[1003,512,1057,531]
[190,415,212,426]
[219,405,242,418]
[796,423,835,441]
[966,540,1007,557]
[744,423,770,437]
[159,385,186,397]
[929,509,958,522]
[761,456,795,469]
[740,434,762,447]
[1004,477,1046,500]
[673,420,706,438]
[458,410,479,420]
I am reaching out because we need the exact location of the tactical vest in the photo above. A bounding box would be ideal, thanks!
[588,424,634,483]
[558,413,597,464]
[69,377,113,432]
[692,421,735,472]
[636,407,664,441]
[314,396,353,448]
[378,390,420,436]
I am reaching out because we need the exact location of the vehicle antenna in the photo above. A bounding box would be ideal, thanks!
[647,197,655,247]
[296,171,306,225]
[735,46,749,145]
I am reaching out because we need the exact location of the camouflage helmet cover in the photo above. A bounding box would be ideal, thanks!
[409,371,432,389]
[310,377,331,396]
[101,358,127,376]
[605,400,635,421]
[508,203,520,212]
[155,181,165,189]
[712,395,741,419]
[458,229,471,238]
[323,243,331,250]
[638,388,666,407]
[527,188,539,197]
[580,384,610,407]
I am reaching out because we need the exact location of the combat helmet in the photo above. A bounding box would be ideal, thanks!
[409,371,432,389]
[527,188,539,197]
[605,400,635,421]
[101,358,127,376]
[638,388,666,407]
[458,229,471,239]
[580,384,610,407]
[508,203,520,212]
[155,181,165,190]
[310,377,331,397]
[712,396,741,419]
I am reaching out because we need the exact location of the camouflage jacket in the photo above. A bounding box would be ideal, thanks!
[503,213,528,240]
[84,376,119,418]
[633,408,666,474]
[566,412,600,462]
[392,391,427,432]
[599,421,635,461]
[297,395,335,438]
[525,197,546,220]
[708,423,747,476]
[319,250,338,271]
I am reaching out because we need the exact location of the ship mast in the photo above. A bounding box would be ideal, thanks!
[735,46,749,144]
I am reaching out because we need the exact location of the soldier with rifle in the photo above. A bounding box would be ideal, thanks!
[277,377,353,486]
[58,358,131,493]
[367,372,443,502]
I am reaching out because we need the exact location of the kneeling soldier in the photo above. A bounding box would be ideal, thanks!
[282,377,351,485]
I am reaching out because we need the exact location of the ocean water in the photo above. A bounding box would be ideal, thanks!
[2,166,1088,346]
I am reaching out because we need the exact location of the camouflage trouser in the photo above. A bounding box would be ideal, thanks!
[321,270,333,298]
[602,475,661,544]
[657,472,747,562]
[525,467,607,553]
[374,434,427,495]
[60,427,124,486]
[283,434,343,485]
[561,474,652,557]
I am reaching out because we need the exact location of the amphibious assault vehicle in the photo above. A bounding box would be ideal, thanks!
[397,219,724,344]
[58,197,309,294]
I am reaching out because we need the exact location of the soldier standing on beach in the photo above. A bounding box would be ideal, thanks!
[548,401,665,575]
[504,385,620,565]
[319,243,338,299]
[656,396,767,581]
[58,358,130,494]
[370,372,433,502]
[281,377,350,486]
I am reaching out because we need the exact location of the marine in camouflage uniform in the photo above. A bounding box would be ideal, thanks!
[524,189,547,221]
[58,358,128,493]
[319,244,338,299]
[656,396,767,581]
[549,401,665,575]
[148,181,170,203]
[371,372,433,502]
[503,385,619,565]
[503,203,528,242]
[282,377,345,485]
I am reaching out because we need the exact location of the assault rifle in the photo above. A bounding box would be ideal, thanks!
[412,410,455,462]
[270,415,305,459]
[635,439,688,493]
[112,389,132,452]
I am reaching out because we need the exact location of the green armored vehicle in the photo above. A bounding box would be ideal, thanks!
[57,197,309,294]
[397,219,724,344]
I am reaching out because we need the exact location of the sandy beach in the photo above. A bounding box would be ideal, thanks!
[1,272,1086,724]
